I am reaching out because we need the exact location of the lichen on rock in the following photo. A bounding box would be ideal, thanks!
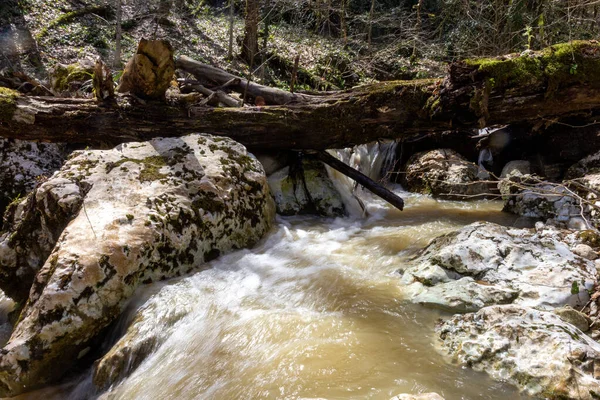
[0,133,275,397]
[399,221,596,312]
[0,138,69,223]
[437,304,600,399]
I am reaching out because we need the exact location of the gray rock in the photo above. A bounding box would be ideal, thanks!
[437,305,600,399]
[554,306,590,332]
[0,138,68,218]
[499,176,580,223]
[400,222,596,312]
[268,159,345,217]
[403,149,489,199]
[573,243,599,260]
[0,134,275,397]
[500,160,531,178]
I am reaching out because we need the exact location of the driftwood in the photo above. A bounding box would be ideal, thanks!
[1,41,600,150]
[310,150,405,211]
[178,79,241,107]
[176,55,315,105]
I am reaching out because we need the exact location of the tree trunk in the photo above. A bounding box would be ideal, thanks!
[367,0,375,51]
[228,0,235,59]
[114,0,122,69]
[176,55,314,104]
[2,41,600,151]
[241,0,260,66]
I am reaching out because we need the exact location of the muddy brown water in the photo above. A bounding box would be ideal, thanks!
[4,191,534,400]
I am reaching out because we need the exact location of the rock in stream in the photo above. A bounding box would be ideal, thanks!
[437,305,600,399]
[400,221,596,312]
[0,134,275,396]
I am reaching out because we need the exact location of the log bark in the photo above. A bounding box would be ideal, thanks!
[241,0,260,65]
[1,41,600,150]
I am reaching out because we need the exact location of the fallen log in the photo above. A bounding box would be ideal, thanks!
[1,41,600,150]
[178,80,242,107]
[310,150,405,211]
[176,55,316,105]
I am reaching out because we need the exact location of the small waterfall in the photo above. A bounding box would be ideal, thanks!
[325,140,400,216]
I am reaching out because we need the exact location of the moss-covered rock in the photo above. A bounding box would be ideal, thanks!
[267,159,345,217]
[0,87,19,121]
[0,134,275,397]
[49,62,94,92]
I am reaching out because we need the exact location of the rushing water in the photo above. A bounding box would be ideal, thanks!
[5,145,534,400]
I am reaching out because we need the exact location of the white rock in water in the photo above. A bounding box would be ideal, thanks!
[0,134,275,397]
[437,305,600,399]
[390,393,445,400]
[403,149,489,199]
[400,221,596,311]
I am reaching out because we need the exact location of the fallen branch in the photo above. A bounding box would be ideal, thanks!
[310,150,405,211]
[176,55,315,105]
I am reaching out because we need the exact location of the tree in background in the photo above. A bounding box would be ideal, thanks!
[241,0,260,66]
[114,0,123,68]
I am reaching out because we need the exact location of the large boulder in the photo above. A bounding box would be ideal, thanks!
[268,159,345,217]
[0,138,68,223]
[403,149,489,199]
[0,134,274,396]
[399,222,596,312]
[437,305,600,399]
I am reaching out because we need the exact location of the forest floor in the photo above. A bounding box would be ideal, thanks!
[4,0,445,91]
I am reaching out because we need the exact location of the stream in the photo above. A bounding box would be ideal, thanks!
[6,192,532,400]
[2,143,535,400]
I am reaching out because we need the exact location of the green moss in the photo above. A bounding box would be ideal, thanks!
[571,281,580,295]
[37,6,111,39]
[465,55,544,89]
[0,87,19,121]
[139,156,168,182]
[465,41,600,96]
[52,63,93,92]
[579,230,600,249]
[106,155,168,182]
